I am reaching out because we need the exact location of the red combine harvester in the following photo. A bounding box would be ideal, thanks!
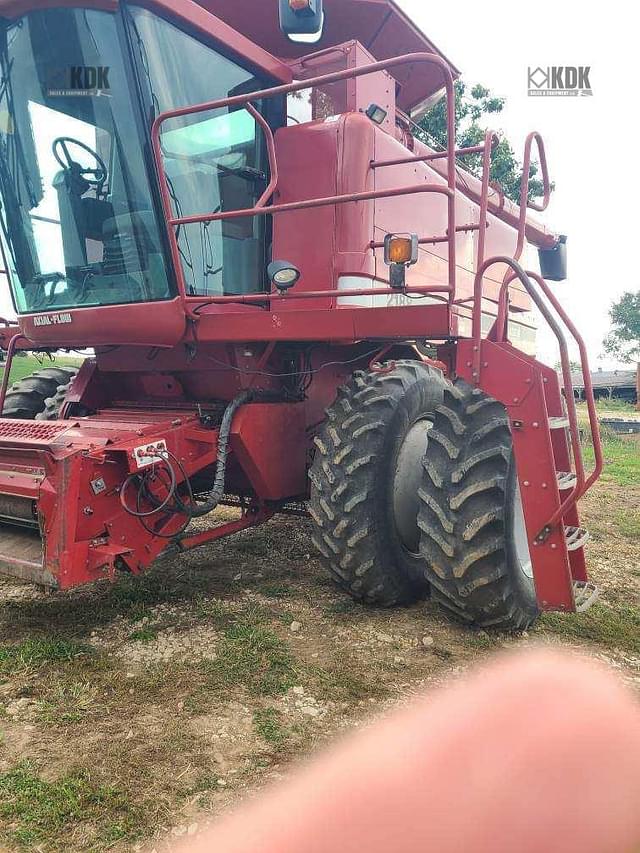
[0,0,602,629]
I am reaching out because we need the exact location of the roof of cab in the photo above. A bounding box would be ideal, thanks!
[0,0,459,110]
[195,0,460,111]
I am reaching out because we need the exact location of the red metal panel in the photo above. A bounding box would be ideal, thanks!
[530,358,587,583]
[0,0,116,13]
[19,299,186,349]
[151,50,458,317]
[194,304,451,342]
[0,421,69,443]
[0,403,307,588]
[272,120,341,309]
[231,403,307,500]
[0,0,292,84]
[0,461,43,500]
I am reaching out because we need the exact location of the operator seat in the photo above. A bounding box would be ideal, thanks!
[52,168,114,269]
[101,210,169,298]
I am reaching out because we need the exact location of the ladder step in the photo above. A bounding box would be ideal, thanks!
[572,580,600,613]
[566,525,590,551]
[549,416,570,429]
[557,471,578,491]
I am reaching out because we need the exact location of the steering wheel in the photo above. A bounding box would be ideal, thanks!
[52,137,108,193]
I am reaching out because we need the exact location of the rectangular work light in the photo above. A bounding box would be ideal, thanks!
[383,234,420,289]
[384,234,419,266]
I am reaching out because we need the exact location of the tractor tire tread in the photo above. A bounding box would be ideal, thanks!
[417,379,539,631]
[310,360,446,606]
[2,367,78,420]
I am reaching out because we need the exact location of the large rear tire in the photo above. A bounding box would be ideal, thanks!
[309,361,447,606]
[417,380,540,631]
[2,367,78,420]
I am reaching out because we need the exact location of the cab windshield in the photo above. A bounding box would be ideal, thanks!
[0,6,275,314]
[127,6,274,298]
[0,7,172,313]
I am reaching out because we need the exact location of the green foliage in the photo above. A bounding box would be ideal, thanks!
[417,80,550,204]
[614,509,639,540]
[253,707,288,745]
[0,354,83,385]
[554,360,582,374]
[583,435,640,488]
[0,637,91,676]
[602,290,640,364]
[128,627,158,643]
[541,604,640,653]
[204,620,297,696]
[36,682,101,726]
[592,398,637,413]
[0,763,141,848]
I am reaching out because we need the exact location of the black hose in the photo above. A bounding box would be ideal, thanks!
[119,389,280,532]
[187,388,260,517]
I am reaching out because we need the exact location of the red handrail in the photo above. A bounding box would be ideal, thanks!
[0,333,26,414]
[511,132,551,266]
[477,130,500,272]
[472,257,602,531]
[151,52,457,317]
[516,270,603,496]
[523,132,551,214]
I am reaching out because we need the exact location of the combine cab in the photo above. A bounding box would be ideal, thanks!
[0,0,601,629]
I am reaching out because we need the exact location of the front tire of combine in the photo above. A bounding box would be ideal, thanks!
[2,367,78,420]
[417,380,540,631]
[309,361,447,606]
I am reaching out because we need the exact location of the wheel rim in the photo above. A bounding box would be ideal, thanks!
[512,483,533,579]
[392,419,433,554]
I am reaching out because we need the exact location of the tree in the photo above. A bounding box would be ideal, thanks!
[417,81,550,205]
[602,291,640,364]
[554,360,581,374]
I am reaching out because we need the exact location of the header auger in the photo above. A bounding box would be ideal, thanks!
[0,0,602,630]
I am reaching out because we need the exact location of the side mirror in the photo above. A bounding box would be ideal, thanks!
[279,0,324,36]
[538,234,568,282]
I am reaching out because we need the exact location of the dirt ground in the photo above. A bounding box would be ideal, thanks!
[0,438,638,851]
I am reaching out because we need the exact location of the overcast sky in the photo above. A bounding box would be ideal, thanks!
[2,1,637,369]
[398,0,638,368]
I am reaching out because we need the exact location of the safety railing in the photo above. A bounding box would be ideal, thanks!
[471,256,603,526]
[0,333,27,414]
[151,52,481,318]
[470,130,600,521]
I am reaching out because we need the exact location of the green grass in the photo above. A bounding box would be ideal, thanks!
[256,583,295,600]
[541,604,640,654]
[592,397,638,414]
[322,599,361,617]
[0,763,142,849]
[0,637,92,677]
[582,435,640,487]
[253,707,288,746]
[0,353,83,385]
[204,620,298,697]
[36,682,101,726]
[613,509,639,539]
[128,627,159,643]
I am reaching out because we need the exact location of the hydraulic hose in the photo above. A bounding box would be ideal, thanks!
[120,389,280,530]
[188,388,278,517]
